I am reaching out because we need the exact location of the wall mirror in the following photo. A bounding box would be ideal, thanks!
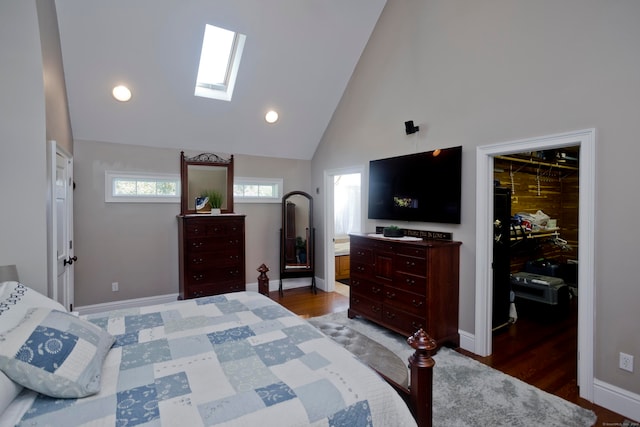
[279,191,315,294]
[180,152,234,215]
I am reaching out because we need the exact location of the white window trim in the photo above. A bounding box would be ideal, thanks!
[105,170,180,203]
[234,177,283,204]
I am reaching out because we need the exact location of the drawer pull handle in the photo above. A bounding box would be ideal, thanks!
[372,306,381,313]
[193,274,204,281]
[351,280,359,287]
[412,299,423,307]
[385,311,396,319]
[192,242,204,248]
[405,278,415,285]
[192,258,204,264]
[412,321,422,329]
[386,292,396,299]
[372,287,381,294]
[406,261,416,267]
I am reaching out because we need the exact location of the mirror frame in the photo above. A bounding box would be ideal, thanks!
[180,152,234,215]
[280,191,314,272]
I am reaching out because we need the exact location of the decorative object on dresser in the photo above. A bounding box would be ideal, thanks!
[348,233,462,348]
[279,191,316,295]
[177,152,245,299]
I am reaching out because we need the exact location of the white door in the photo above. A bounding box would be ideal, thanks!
[48,141,74,311]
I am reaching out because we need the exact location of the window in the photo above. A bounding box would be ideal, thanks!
[234,177,283,203]
[195,24,246,102]
[105,171,180,203]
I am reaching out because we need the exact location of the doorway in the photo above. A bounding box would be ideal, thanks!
[475,128,596,401]
[323,166,363,293]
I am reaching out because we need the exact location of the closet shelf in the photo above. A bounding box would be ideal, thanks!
[510,227,560,241]
[495,155,578,171]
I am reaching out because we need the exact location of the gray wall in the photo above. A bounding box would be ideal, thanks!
[312,0,640,395]
[73,140,311,305]
[0,0,67,294]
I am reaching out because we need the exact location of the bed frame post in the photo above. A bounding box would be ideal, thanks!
[407,329,437,427]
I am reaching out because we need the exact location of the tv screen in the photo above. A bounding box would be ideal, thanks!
[368,146,462,224]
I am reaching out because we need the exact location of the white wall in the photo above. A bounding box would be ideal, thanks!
[312,0,640,397]
[0,1,48,293]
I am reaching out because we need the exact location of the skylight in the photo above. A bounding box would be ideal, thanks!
[195,24,246,101]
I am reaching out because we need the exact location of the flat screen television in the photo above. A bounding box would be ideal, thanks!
[368,146,462,224]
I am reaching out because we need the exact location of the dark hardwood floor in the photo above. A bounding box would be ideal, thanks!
[273,284,632,426]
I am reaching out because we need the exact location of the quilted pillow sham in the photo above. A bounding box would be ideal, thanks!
[0,307,115,398]
[0,282,68,412]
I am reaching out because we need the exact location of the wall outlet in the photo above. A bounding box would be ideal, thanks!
[112,282,119,292]
[619,352,634,372]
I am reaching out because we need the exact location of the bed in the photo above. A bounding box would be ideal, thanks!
[0,282,431,427]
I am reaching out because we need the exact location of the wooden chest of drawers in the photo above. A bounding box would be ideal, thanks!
[348,233,461,348]
[177,215,246,299]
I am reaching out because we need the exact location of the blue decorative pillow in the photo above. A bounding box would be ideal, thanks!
[0,307,115,398]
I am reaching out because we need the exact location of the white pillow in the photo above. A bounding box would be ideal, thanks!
[0,282,67,412]
[0,281,66,333]
[0,307,115,398]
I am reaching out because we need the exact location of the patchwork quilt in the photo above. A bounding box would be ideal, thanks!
[13,292,416,426]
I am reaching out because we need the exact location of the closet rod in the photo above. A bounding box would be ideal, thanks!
[495,155,578,171]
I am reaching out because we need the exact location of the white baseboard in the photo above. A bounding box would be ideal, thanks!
[75,293,178,315]
[458,329,475,353]
[74,276,323,314]
[594,379,640,422]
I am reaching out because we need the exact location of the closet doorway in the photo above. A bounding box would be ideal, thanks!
[475,128,596,401]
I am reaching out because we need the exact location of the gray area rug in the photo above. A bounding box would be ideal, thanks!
[309,311,597,427]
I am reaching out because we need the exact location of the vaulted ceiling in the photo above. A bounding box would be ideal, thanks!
[55,0,387,160]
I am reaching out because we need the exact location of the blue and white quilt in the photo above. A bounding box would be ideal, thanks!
[12,292,416,426]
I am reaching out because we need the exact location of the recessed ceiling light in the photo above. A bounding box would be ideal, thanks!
[112,85,132,102]
[265,110,279,124]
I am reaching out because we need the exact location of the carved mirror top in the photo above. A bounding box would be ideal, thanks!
[180,151,234,215]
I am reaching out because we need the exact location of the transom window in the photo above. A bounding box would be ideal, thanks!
[195,24,246,102]
[234,177,283,203]
[105,171,180,203]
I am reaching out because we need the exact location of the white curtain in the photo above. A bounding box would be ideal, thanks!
[334,173,361,237]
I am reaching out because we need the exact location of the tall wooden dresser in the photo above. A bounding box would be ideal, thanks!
[348,233,461,348]
[177,214,246,299]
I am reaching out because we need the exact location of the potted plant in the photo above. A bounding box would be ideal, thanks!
[204,190,223,214]
[295,236,307,263]
[383,225,403,237]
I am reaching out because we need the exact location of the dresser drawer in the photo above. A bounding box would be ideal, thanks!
[186,249,243,268]
[186,236,243,253]
[383,286,426,316]
[350,245,372,264]
[349,278,383,299]
[185,266,243,287]
[396,254,426,276]
[396,245,426,259]
[351,260,373,277]
[349,292,382,321]
[185,219,244,237]
[382,306,425,335]
[184,281,244,299]
[394,271,427,295]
